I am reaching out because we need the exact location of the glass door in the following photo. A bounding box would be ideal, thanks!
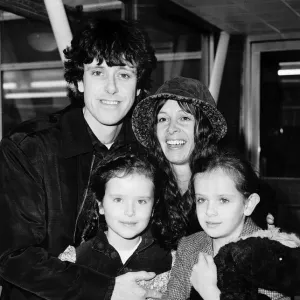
[244,39,300,237]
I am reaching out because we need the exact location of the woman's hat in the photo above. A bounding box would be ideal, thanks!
[132,76,227,148]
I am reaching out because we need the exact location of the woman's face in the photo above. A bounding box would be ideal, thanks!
[156,100,195,166]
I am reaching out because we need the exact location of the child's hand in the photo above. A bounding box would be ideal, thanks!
[267,213,275,229]
[112,271,156,300]
[190,253,220,300]
[145,289,162,299]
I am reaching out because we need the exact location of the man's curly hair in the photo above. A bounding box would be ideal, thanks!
[64,19,157,106]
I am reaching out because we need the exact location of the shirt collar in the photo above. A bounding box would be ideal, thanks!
[91,228,154,253]
[85,120,126,151]
[60,106,140,158]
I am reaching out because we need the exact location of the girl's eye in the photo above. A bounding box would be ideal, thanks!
[220,198,229,204]
[137,199,147,204]
[196,197,205,204]
[113,198,122,203]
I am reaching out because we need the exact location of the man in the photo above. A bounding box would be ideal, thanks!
[0,19,159,300]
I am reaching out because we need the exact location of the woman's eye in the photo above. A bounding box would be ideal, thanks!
[157,117,167,123]
[196,197,205,204]
[181,116,190,121]
[180,114,194,121]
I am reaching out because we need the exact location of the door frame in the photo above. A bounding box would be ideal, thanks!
[242,34,300,171]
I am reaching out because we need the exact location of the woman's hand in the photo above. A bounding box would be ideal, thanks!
[190,252,220,300]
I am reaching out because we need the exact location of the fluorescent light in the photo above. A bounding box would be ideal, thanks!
[5,91,67,99]
[156,51,201,62]
[280,78,300,83]
[279,62,300,67]
[278,69,300,76]
[15,104,67,109]
[3,82,17,89]
[30,80,67,88]
[82,1,122,12]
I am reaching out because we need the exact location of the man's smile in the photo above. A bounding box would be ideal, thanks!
[100,99,119,105]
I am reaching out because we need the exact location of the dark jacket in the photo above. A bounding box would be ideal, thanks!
[76,229,172,277]
[0,105,141,300]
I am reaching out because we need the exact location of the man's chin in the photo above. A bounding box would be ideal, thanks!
[101,116,126,126]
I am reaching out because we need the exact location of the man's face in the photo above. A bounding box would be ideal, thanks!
[78,59,140,128]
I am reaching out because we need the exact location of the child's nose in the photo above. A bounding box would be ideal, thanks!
[124,203,135,217]
[206,202,218,216]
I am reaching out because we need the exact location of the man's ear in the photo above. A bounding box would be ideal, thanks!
[78,81,84,93]
[244,193,260,216]
[136,89,141,96]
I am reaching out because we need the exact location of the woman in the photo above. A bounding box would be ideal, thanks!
[132,76,227,249]
[132,76,274,250]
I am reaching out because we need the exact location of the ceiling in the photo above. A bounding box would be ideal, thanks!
[62,0,300,36]
[1,0,300,37]
[171,0,300,36]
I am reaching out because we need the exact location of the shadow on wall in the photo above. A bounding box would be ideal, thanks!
[251,179,279,230]
[217,35,245,150]
[263,178,300,235]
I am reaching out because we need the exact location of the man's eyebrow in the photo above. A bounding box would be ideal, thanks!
[119,65,137,72]
[85,65,103,70]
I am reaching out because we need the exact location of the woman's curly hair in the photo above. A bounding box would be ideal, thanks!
[64,19,157,106]
[80,149,164,243]
[149,99,218,250]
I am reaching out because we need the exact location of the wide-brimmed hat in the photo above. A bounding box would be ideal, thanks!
[132,76,227,148]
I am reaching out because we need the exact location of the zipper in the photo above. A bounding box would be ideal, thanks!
[73,153,96,243]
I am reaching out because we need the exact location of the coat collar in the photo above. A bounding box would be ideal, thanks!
[60,106,93,158]
[196,218,260,256]
[59,105,140,158]
[241,217,261,236]
[91,228,155,253]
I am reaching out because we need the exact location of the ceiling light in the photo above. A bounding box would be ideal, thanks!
[278,69,300,76]
[5,91,67,99]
